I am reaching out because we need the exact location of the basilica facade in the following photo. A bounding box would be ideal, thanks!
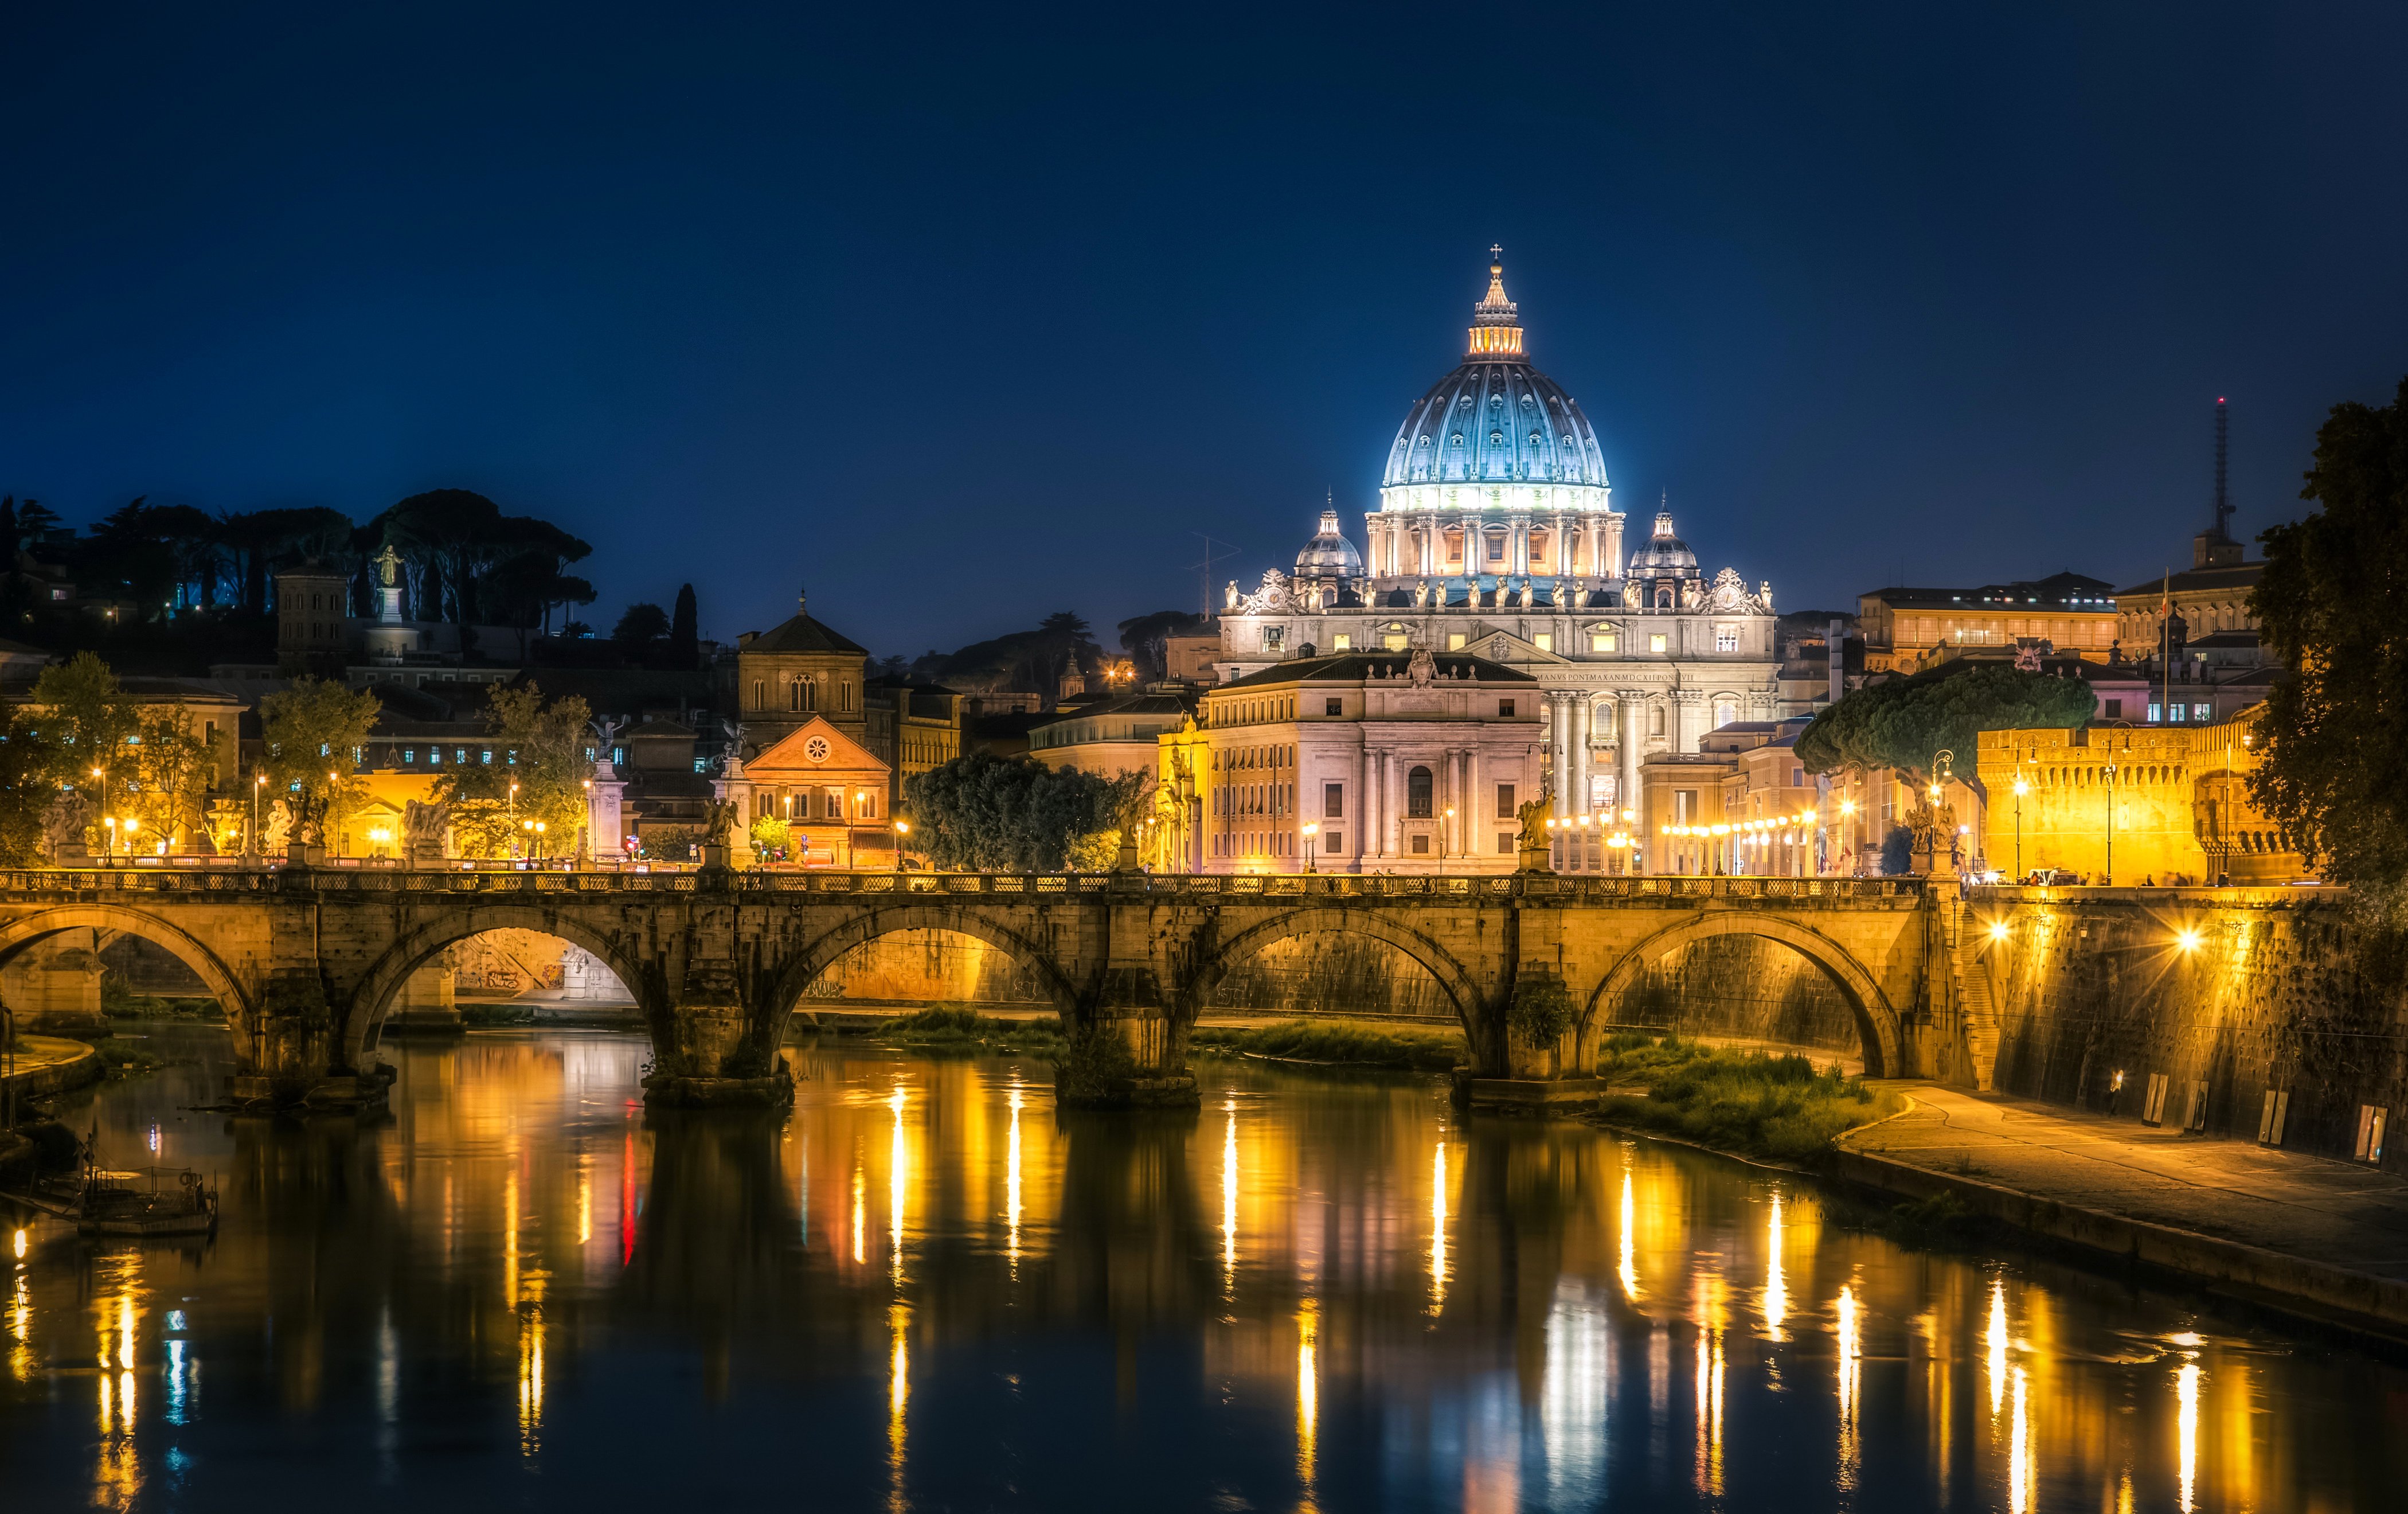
[1218,256,1783,823]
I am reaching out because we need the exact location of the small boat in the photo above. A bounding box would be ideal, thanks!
[75,1166,219,1239]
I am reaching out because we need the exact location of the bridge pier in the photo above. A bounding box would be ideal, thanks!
[644,966,795,1109]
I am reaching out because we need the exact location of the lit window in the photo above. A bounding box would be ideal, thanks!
[1590,633,1616,652]
[1447,633,1466,651]
[480,750,493,764]
[1383,633,1408,651]
[1331,632,1352,650]
[2192,703,2211,721]
[1534,633,1553,653]
[1649,634,1667,653]
[1715,627,1738,652]
[403,749,415,764]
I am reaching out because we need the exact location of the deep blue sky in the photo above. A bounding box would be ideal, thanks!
[6,3,2406,658]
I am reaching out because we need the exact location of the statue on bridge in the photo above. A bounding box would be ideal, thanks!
[703,798,737,849]
[403,799,451,865]
[1515,787,1554,873]
[261,798,293,854]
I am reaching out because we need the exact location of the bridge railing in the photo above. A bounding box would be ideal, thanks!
[0,864,1931,903]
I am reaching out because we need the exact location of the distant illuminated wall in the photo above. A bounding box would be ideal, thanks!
[1206,932,1454,1020]
[803,929,1046,1004]
[1614,936,1860,1058]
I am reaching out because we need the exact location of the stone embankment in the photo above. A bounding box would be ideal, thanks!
[1839,1082,2408,1336]
[1,1035,102,1101]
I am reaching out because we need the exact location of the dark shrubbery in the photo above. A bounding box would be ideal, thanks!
[1190,1019,1464,1072]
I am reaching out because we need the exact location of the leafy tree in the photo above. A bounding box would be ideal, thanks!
[669,583,699,667]
[2249,376,2408,888]
[1795,662,2097,791]
[904,752,1121,872]
[1879,825,1914,877]
[0,704,55,865]
[26,652,143,789]
[433,683,593,857]
[613,602,670,647]
[124,708,221,850]
[259,677,382,844]
[749,814,791,859]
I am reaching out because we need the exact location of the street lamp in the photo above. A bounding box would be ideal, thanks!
[507,781,520,857]
[1443,805,1455,864]
[1302,821,1318,873]
[534,820,547,861]
[252,772,266,857]
[892,818,910,873]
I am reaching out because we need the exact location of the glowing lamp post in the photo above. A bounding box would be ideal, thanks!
[2011,773,2029,881]
[1301,821,1318,874]
[892,818,910,873]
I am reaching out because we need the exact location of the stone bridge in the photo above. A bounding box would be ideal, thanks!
[0,863,1979,1108]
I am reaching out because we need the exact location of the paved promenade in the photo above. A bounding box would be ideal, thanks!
[1,1035,100,1098]
[1844,1082,2408,1323]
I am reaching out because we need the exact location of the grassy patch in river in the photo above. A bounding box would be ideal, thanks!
[1591,1034,1902,1165]
[1190,1019,1464,1073]
[867,1007,1069,1056]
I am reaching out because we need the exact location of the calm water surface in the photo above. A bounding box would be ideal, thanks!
[2,1024,2402,1511]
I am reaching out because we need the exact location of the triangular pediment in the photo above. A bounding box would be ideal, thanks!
[748,716,890,776]
[1463,623,1571,665]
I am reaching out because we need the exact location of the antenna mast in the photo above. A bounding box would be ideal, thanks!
[1189,533,1240,618]
[2213,397,2233,540]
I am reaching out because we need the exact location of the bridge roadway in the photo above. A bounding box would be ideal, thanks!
[0,863,1972,1109]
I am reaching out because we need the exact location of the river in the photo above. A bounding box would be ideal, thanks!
[2,1024,2401,1511]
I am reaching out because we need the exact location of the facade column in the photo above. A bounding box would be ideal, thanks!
[1549,512,1566,578]
[1370,750,1388,859]
[1454,741,1473,861]
[1421,513,1439,577]
[1603,514,1625,580]
[1547,691,1570,816]
[1670,688,1704,754]
[1617,690,1645,836]
[1571,694,1592,815]
[1348,742,1365,872]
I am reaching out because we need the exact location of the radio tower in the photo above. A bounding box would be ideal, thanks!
[2212,397,2233,542]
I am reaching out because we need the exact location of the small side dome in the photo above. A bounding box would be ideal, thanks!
[1295,509,1363,579]
[1627,510,1698,576]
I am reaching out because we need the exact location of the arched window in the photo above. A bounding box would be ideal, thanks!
[1407,766,1434,818]
[1712,699,1737,730]
[1650,705,1666,738]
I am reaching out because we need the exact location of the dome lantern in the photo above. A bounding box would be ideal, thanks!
[1467,245,1523,358]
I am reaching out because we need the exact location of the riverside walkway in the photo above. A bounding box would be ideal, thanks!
[1842,1082,2408,1333]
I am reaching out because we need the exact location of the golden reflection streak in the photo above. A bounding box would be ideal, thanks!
[1429,1140,1448,1308]
[517,1302,545,1456]
[1693,1328,1725,1498]
[2177,1360,2201,1513]
[888,1085,908,1286]
[504,1166,520,1308]
[1617,1169,1640,1302]
[852,1162,866,1266]
[1763,1189,1787,1339]
[1006,1083,1024,1270]
[2008,1365,2030,1513]
[7,1267,30,1383]
[93,1258,142,1509]
[577,1154,592,1246]
[1296,1300,1320,1511]
[1986,1278,2009,1419]
[1835,1285,1861,1493]
[886,1302,910,1512]
[1221,1097,1238,1291]
[11,1226,22,1259]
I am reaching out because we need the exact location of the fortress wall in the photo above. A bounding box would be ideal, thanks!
[1976,895,2406,1168]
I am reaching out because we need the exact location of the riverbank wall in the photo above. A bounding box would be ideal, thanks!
[1965,889,2405,1171]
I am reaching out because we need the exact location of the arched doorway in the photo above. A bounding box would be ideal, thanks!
[1582,914,1901,1078]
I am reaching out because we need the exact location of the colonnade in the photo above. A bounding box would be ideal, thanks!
[1364,511,1625,580]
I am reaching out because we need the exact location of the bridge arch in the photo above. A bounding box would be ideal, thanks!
[1582,911,1903,1078]
[766,905,1082,1040]
[1186,908,1485,1035]
[346,906,662,1061]
[0,903,253,1026]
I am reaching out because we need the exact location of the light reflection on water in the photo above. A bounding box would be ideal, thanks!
[0,1023,2400,1511]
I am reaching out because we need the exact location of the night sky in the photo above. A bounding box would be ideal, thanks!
[7,3,2406,658]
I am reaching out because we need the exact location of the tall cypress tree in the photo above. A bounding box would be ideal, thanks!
[669,583,699,668]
